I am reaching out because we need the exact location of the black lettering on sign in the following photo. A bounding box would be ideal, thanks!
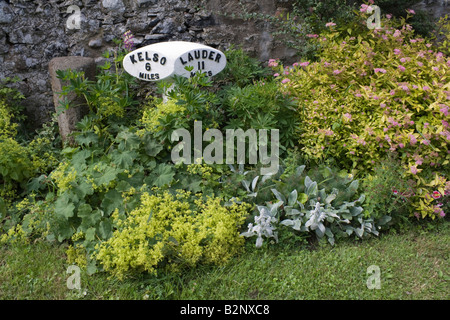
[160,57,166,65]
[208,51,215,60]
[138,52,144,62]
[180,56,187,65]
[130,54,137,64]
[145,51,152,61]
[153,53,159,62]
[194,50,201,59]
[202,50,208,59]
[138,72,160,80]
[188,53,194,62]
[215,53,222,63]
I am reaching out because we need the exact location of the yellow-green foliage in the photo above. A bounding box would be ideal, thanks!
[28,137,59,174]
[0,138,34,201]
[272,12,449,219]
[96,95,125,118]
[140,98,186,133]
[94,190,251,279]
[435,15,450,56]
[0,100,17,138]
[49,162,77,194]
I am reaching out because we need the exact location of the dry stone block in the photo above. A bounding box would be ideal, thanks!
[48,56,97,145]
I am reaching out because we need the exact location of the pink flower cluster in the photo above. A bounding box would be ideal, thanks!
[374,68,387,74]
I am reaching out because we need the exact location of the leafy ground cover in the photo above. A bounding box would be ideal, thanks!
[0,2,449,296]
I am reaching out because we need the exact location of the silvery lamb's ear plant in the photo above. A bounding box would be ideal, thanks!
[240,202,281,248]
[241,164,390,247]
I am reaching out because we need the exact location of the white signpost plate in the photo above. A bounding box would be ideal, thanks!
[123,41,227,81]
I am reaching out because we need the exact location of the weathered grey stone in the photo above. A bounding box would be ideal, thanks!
[0,1,13,24]
[102,0,125,11]
[49,56,96,144]
[134,0,158,7]
[152,18,177,34]
[88,38,103,48]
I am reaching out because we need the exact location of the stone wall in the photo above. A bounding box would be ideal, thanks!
[1,0,449,130]
[413,0,450,19]
[0,0,296,129]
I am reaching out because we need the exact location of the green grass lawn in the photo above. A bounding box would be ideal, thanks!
[0,221,448,300]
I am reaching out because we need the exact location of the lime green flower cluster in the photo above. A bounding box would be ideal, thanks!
[50,162,77,193]
[187,162,214,179]
[140,98,186,134]
[94,190,251,280]
[96,95,125,118]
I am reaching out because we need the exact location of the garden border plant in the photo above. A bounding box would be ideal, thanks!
[0,3,448,282]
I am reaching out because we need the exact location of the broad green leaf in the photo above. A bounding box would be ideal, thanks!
[293,219,302,231]
[27,175,46,193]
[350,206,363,216]
[285,207,301,216]
[97,167,119,186]
[112,150,137,169]
[56,219,73,242]
[298,193,308,204]
[280,219,294,226]
[304,176,313,189]
[101,189,123,216]
[85,227,96,242]
[355,227,364,238]
[71,149,90,171]
[315,223,325,238]
[151,164,175,187]
[55,194,75,218]
[348,180,359,192]
[357,194,365,203]
[288,189,298,206]
[251,176,259,191]
[271,188,286,203]
[144,135,164,157]
[378,215,392,226]
[116,130,141,151]
[341,212,352,220]
[306,181,318,197]
[295,165,305,177]
[325,227,334,239]
[86,261,97,275]
[325,193,336,204]
[79,209,102,231]
[98,220,112,240]
[73,181,94,199]
[77,203,92,217]
[75,131,99,147]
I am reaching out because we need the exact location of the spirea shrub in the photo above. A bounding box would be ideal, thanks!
[94,190,251,279]
[271,8,449,219]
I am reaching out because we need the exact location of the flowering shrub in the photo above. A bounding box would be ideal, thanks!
[271,7,449,219]
[94,190,251,279]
